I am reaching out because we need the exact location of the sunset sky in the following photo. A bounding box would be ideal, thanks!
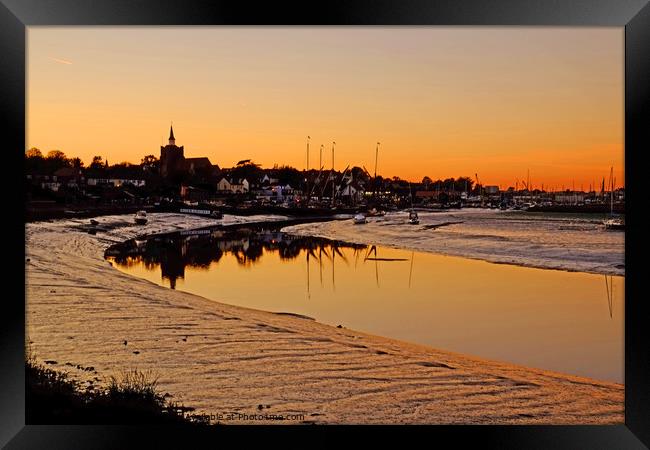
[27,27,623,190]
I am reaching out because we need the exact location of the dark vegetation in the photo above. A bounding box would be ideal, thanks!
[26,354,210,425]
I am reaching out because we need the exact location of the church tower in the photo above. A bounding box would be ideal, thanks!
[160,124,184,178]
[168,124,176,146]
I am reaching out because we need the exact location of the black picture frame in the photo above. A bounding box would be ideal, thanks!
[4,0,649,447]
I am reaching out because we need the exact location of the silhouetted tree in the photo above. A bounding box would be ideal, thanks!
[25,148,45,173]
[26,147,43,158]
[89,156,104,170]
[275,165,302,187]
[140,155,159,172]
[230,161,263,182]
[350,167,369,183]
[44,150,71,171]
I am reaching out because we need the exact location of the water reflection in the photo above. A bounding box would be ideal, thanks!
[604,275,615,319]
[106,229,624,382]
[107,230,366,290]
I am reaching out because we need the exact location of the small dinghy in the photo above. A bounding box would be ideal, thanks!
[353,213,368,225]
[408,210,419,225]
[134,210,148,225]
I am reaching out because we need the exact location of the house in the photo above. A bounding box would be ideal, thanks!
[256,183,296,203]
[217,177,249,194]
[53,167,84,187]
[30,167,84,191]
[261,174,280,185]
[180,185,213,201]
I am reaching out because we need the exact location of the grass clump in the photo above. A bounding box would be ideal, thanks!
[26,359,204,425]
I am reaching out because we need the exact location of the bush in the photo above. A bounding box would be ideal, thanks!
[26,359,204,425]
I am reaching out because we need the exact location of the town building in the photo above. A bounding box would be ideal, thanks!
[216,177,250,194]
[553,192,586,204]
[255,183,296,203]
[160,125,220,179]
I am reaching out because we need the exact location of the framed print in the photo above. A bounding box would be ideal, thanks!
[3,0,649,448]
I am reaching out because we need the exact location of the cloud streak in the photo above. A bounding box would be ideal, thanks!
[48,56,73,65]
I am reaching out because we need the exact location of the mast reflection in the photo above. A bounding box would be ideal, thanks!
[106,230,367,290]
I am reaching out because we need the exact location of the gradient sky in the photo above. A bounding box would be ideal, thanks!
[27,27,624,189]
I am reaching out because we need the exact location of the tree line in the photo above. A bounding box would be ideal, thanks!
[25,148,160,174]
[25,147,478,192]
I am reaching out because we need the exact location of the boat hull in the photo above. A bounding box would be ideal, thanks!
[603,219,624,231]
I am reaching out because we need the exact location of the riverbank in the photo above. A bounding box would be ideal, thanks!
[26,213,623,424]
[282,209,625,276]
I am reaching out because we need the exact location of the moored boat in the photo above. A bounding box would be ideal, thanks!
[603,167,624,231]
[603,217,624,230]
[134,210,148,225]
[408,210,419,225]
[353,213,368,224]
[407,181,419,224]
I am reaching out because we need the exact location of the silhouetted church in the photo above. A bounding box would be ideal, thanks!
[160,125,220,179]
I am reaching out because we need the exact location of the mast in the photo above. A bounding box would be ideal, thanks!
[373,142,380,198]
[305,136,310,205]
[610,166,614,216]
[331,141,336,206]
[306,136,310,171]
[318,144,324,201]
[319,144,323,173]
[374,142,380,180]
[306,249,310,299]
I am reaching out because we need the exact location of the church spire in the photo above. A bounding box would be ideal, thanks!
[168,123,176,145]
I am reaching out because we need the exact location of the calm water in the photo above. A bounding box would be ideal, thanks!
[107,227,624,383]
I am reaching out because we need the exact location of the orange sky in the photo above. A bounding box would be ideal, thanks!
[27,27,624,190]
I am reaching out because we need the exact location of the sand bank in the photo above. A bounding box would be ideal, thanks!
[26,214,623,424]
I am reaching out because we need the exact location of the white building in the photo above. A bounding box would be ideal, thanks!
[217,177,250,194]
[554,192,586,204]
[261,174,279,185]
[256,184,295,202]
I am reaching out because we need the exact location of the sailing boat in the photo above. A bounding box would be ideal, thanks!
[603,167,624,231]
[408,182,419,224]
